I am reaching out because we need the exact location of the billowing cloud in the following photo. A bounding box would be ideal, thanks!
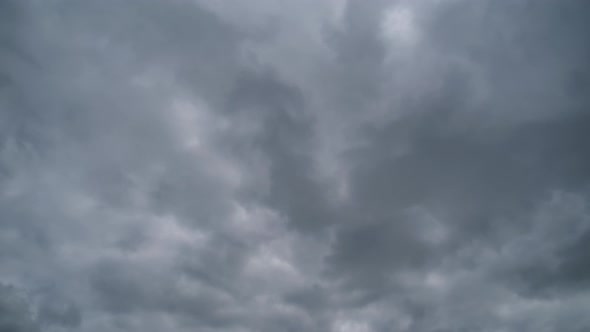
[1,0,590,331]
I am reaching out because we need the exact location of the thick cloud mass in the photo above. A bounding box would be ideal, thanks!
[1,0,590,331]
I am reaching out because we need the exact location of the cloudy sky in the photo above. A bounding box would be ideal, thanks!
[1,0,590,331]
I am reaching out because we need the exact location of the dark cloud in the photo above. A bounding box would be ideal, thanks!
[0,284,39,332]
[1,0,590,331]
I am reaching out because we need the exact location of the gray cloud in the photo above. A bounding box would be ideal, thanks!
[1,0,590,331]
[0,284,39,332]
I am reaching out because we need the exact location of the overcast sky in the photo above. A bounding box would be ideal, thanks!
[1,0,590,331]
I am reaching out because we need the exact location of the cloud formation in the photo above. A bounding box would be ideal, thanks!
[1,0,590,331]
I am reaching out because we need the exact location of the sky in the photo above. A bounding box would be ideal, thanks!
[1,0,590,331]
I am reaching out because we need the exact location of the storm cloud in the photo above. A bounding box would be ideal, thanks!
[1,0,590,331]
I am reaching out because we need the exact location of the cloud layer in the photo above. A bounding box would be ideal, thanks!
[1,0,590,331]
